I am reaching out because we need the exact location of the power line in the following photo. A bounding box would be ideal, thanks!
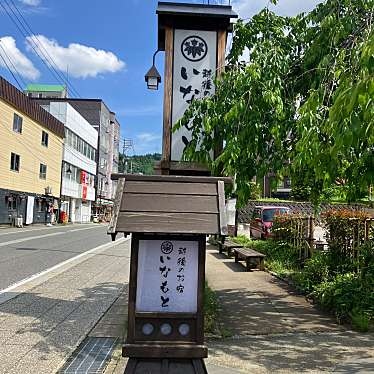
[0,41,24,90]
[7,0,81,98]
[0,0,80,98]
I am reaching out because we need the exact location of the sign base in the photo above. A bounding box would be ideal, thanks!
[123,343,208,359]
[124,358,208,373]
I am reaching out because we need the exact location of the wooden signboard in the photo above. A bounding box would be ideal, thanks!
[109,3,236,372]
[109,175,231,373]
[155,2,237,175]
[125,234,207,359]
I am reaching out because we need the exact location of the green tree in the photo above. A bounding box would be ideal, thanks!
[175,0,374,206]
[119,153,161,175]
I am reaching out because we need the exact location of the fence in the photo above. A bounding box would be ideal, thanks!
[272,212,374,262]
[238,200,369,224]
[324,213,374,259]
[272,215,314,260]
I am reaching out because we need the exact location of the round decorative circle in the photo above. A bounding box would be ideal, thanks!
[178,323,190,336]
[181,35,208,62]
[160,323,172,336]
[160,241,173,255]
[142,323,154,336]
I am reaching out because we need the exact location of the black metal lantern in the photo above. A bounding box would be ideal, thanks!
[145,50,161,90]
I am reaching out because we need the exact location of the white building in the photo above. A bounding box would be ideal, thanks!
[42,102,98,223]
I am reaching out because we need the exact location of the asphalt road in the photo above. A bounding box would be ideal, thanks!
[0,224,113,291]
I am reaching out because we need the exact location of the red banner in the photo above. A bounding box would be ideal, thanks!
[82,185,87,200]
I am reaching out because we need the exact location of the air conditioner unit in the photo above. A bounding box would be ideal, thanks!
[45,186,52,195]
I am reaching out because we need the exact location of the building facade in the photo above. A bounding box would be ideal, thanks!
[0,76,64,225]
[42,102,98,223]
[33,96,121,220]
[25,84,67,99]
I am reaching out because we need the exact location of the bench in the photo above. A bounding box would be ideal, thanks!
[218,240,244,257]
[234,247,266,271]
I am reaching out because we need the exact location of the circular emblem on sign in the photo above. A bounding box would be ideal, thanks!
[181,35,208,62]
[161,241,173,255]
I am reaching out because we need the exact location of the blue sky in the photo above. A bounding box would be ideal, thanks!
[0,0,323,155]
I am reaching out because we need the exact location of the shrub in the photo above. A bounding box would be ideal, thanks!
[204,282,219,334]
[322,209,370,259]
[313,272,360,323]
[293,252,330,293]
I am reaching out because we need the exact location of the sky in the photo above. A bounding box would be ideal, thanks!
[0,0,323,155]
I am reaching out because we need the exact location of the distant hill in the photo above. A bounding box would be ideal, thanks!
[118,153,162,175]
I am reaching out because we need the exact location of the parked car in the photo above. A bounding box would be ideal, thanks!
[250,206,290,239]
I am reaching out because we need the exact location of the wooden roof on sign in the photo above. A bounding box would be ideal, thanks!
[108,174,231,237]
[156,2,238,51]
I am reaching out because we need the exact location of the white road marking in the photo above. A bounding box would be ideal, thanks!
[0,224,99,237]
[0,237,128,297]
[0,226,99,247]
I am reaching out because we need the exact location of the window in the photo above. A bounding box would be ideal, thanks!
[38,93,43,98]
[262,208,289,222]
[72,133,78,149]
[41,131,49,147]
[13,114,23,133]
[253,209,261,219]
[39,164,47,179]
[10,153,20,172]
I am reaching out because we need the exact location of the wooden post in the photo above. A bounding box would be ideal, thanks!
[161,26,174,173]
[308,216,315,257]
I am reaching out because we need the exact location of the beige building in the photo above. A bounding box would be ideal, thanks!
[0,76,64,225]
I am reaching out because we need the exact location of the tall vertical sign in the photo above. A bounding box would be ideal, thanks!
[156,2,237,176]
[171,30,217,161]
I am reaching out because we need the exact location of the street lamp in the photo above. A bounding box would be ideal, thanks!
[145,50,161,90]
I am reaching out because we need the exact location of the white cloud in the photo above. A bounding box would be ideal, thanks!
[232,0,323,19]
[20,0,41,6]
[137,132,161,143]
[0,36,40,80]
[25,35,126,78]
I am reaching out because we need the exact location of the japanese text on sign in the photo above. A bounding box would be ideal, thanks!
[171,29,217,161]
[136,240,199,313]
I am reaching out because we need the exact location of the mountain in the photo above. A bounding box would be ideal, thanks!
[118,153,162,175]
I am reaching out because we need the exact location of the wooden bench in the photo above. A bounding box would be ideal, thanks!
[234,248,266,271]
[218,240,244,257]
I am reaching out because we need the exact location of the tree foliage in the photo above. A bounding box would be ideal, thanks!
[118,153,161,175]
[175,0,374,206]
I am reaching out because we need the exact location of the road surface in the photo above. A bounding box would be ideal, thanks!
[0,223,112,291]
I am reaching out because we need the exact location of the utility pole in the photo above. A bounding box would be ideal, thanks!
[122,138,134,174]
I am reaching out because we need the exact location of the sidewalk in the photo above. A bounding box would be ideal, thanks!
[204,244,374,373]
[0,238,130,374]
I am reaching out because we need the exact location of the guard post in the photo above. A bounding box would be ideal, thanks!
[108,174,230,373]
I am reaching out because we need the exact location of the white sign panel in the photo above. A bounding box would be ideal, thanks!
[226,198,237,226]
[26,196,34,225]
[136,239,199,313]
[171,29,217,161]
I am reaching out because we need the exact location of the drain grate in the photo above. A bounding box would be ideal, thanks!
[59,337,117,374]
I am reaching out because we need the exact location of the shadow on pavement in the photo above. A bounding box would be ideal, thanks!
[0,281,128,360]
